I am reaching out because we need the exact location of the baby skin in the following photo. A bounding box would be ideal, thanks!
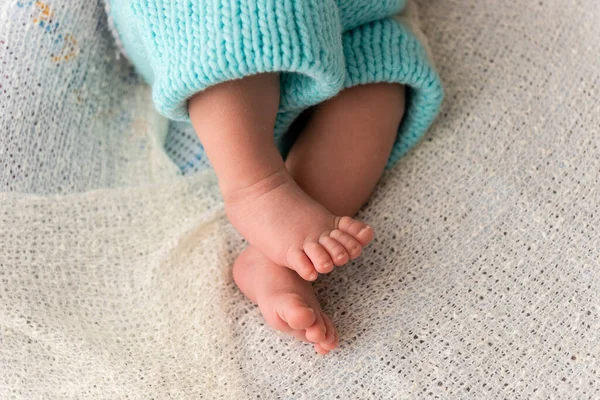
[189,75,405,354]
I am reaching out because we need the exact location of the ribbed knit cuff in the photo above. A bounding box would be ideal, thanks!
[130,0,345,121]
[343,17,443,168]
[337,0,405,32]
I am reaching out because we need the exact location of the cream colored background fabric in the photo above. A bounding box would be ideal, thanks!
[1,0,599,398]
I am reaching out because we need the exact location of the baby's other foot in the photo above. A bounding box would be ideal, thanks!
[224,167,374,280]
[233,247,339,354]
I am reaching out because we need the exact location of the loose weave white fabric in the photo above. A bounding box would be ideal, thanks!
[1,0,599,399]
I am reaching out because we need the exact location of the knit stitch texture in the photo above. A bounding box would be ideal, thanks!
[2,1,600,398]
[107,0,443,167]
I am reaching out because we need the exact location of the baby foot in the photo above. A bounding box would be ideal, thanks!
[233,246,339,354]
[224,167,374,281]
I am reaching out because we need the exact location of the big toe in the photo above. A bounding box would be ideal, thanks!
[336,216,374,246]
[276,293,317,331]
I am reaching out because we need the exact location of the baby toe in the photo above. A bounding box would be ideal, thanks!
[321,313,337,346]
[318,236,349,266]
[313,343,330,355]
[336,216,374,246]
[304,314,327,343]
[320,332,338,351]
[303,242,334,274]
[329,229,362,260]
[278,296,317,331]
[291,330,310,343]
[286,247,318,281]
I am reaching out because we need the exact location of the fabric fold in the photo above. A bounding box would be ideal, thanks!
[109,0,346,121]
[336,0,405,31]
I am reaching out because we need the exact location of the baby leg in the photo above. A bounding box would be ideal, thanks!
[189,74,373,280]
[189,74,373,281]
[286,82,406,216]
[233,83,406,354]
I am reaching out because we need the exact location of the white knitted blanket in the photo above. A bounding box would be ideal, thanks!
[1,0,599,398]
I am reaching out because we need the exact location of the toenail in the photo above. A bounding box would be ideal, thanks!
[309,271,318,280]
[336,254,346,260]
[359,226,372,233]
[323,262,333,270]
[352,247,360,254]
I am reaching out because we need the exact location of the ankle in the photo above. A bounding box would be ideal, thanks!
[221,165,292,204]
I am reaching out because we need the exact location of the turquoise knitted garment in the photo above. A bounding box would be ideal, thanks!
[108,0,443,167]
